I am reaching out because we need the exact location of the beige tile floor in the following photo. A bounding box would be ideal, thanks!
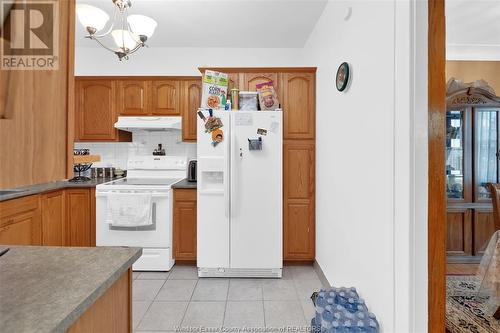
[132,266,326,332]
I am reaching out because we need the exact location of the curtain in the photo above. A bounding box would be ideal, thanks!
[476,110,498,198]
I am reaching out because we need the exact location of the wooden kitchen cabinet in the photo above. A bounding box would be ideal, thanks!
[41,190,66,246]
[446,208,472,256]
[283,141,315,260]
[117,80,149,115]
[241,72,279,94]
[181,80,202,141]
[66,189,92,247]
[150,80,180,115]
[0,195,41,245]
[173,189,197,261]
[281,72,315,139]
[473,209,495,255]
[75,79,131,142]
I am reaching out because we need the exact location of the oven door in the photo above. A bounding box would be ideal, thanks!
[95,189,172,248]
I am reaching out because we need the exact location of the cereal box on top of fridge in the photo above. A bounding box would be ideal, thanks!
[201,70,228,109]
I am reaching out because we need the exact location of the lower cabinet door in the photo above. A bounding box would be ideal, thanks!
[446,208,472,256]
[283,141,315,261]
[66,189,92,247]
[41,191,65,246]
[173,189,197,261]
[473,209,496,255]
[0,210,41,245]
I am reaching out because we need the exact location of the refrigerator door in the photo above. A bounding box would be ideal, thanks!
[197,109,231,268]
[230,111,283,269]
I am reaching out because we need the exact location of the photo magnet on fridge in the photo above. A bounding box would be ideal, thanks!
[211,128,224,147]
[204,116,223,133]
[257,128,268,136]
[197,110,206,121]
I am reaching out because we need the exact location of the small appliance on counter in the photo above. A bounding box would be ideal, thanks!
[188,160,197,182]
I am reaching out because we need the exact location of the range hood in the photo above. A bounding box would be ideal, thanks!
[114,116,182,132]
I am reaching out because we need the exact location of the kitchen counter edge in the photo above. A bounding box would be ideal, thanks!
[172,178,197,189]
[0,178,117,202]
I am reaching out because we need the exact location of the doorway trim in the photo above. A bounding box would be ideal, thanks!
[428,0,446,331]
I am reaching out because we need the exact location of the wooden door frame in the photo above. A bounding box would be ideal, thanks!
[428,0,446,332]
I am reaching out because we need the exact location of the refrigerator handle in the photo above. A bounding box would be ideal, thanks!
[224,123,231,218]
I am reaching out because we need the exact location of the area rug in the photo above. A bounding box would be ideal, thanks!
[446,276,500,333]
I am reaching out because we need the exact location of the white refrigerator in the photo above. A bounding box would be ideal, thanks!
[197,109,282,278]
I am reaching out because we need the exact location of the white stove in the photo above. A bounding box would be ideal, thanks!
[96,156,187,271]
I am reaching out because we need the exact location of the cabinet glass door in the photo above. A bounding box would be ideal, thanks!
[475,109,499,200]
[446,110,465,199]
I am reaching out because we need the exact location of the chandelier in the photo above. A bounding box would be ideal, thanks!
[76,0,157,60]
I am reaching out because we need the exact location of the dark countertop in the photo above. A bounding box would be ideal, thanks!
[172,178,197,189]
[0,246,141,333]
[0,178,118,202]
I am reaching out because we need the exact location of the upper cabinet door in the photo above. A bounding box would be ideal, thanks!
[76,80,117,141]
[150,80,180,115]
[281,72,315,139]
[242,73,279,93]
[181,80,202,142]
[118,80,148,115]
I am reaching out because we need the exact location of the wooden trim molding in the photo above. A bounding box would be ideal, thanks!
[428,0,446,332]
[198,67,317,74]
[75,76,201,81]
[66,0,76,178]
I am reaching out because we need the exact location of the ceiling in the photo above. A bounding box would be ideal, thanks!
[75,0,328,48]
[446,0,500,59]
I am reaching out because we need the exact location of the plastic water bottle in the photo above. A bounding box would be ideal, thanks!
[355,320,366,332]
[316,291,328,307]
[367,319,379,333]
[356,311,366,320]
[336,291,348,307]
[315,304,325,328]
[311,318,321,333]
[343,320,352,332]
[328,291,337,303]
[345,297,357,312]
[322,305,334,330]
[328,320,340,333]
[356,299,368,312]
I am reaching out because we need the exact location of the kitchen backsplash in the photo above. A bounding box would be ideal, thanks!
[74,130,196,169]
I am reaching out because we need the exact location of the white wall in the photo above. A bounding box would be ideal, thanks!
[75,46,307,76]
[304,1,427,332]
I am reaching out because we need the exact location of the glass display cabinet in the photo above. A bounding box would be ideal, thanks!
[446,87,500,260]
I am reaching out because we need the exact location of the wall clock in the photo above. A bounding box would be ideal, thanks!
[336,62,350,92]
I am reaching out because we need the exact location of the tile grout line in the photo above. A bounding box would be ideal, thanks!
[134,271,170,330]
[178,268,199,328]
[222,278,231,327]
[261,278,267,329]
[292,275,311,325]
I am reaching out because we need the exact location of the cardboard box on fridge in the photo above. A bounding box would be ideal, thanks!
[201,70,228,109]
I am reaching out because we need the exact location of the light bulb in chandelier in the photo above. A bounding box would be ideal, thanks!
[76,4,109,35]
[127,15,157,42]
[111,29,140,51]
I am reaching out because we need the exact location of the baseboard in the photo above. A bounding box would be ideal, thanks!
[175,260,197,265]
[283,260,314,265]
[313,260,331,288]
